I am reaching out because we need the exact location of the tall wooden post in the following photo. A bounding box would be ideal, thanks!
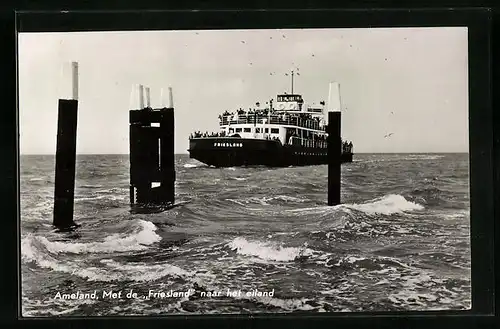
[327,111,341,206]
[162,88,175,204]
[53,62,79,228]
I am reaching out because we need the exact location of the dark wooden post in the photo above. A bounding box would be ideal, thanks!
[160,107,175,204]
[53,62,79,229]
[129,87,175,209]
[327,111,341,206]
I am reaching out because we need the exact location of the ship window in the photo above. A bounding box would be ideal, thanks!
[256,128,261,133]
[229,128,234,133]
[244,128,251,132]
[271,128,279,134]
[265,128,269,133]
[235,128,242,132]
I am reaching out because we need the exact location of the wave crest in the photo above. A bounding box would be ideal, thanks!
[347,194,424,215]
[227,237,313,262]
[226,195,307,206]
[24,220,161,255]
[286,194,423,217]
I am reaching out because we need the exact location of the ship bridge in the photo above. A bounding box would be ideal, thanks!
[275,94,303,112]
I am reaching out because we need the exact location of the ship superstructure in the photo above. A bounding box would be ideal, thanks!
[189,71,353,167]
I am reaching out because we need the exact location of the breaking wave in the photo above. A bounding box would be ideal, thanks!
[20,221,190,282]
[22,245,188,282]
[227,237,314,262]
[20,153,471,314]
[287,194,424,216]
[22,220,161,255]
[347,194,424,215]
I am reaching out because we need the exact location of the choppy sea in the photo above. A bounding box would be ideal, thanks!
[20,153,471,316]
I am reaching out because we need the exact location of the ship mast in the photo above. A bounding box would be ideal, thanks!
[287,68,299,94]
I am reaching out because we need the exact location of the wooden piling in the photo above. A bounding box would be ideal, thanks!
[145,87,151,108]
[53,62,79,228]
[327,111,341,206]
[139,84,145,109]
[160,107,175,204]
[129,87,175,209]
[168,87,174,108]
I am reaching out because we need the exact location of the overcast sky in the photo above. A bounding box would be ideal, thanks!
[18,27,468,154]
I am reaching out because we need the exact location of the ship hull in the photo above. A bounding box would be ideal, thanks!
[188,137,353,167]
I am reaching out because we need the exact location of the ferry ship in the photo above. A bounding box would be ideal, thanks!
[188,72,353,167]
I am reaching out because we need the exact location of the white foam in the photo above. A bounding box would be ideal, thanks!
[286,205,337,214]
[404,155,445,160]
[227,237,314,262]
[22,237,189,282]
[226,195,307,207]
[75,195,107,201]
[252,296,316,311]
[443,210,469,220]
[183,163,199,168]
[24,252,188,283]
[226,199,246,206]
[332,255,367,267]
[346,194,424,215]
[22,297,96,317]
[214,280,319,312]
[272,195,306,202]
[100,259,190,280]
[29,220,161,254]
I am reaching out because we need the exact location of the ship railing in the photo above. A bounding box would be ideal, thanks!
[288,136,328,149]
[220,114,324,131]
